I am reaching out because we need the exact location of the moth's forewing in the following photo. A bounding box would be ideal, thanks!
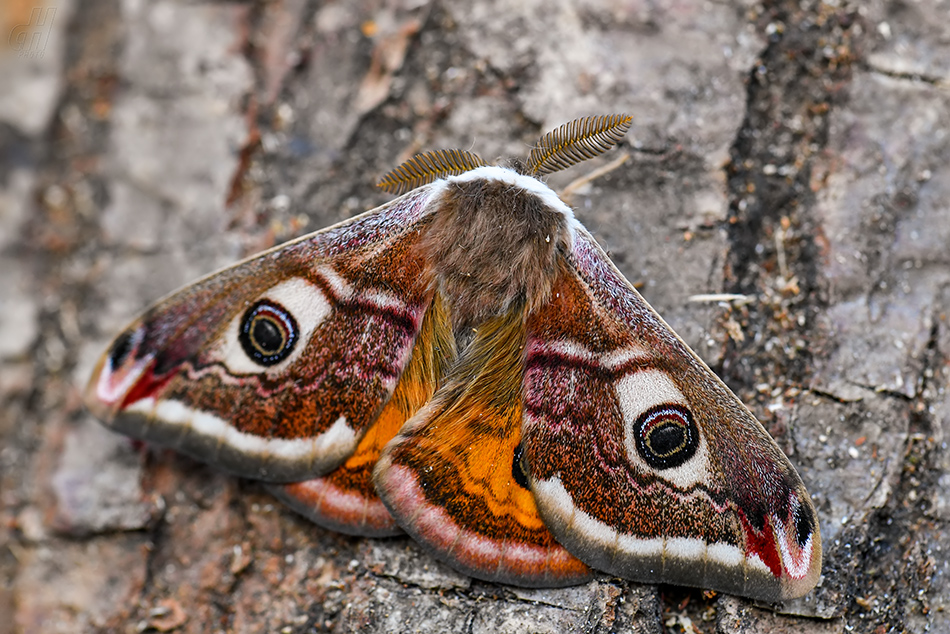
[522,231,821,602]
[85,190,440,482]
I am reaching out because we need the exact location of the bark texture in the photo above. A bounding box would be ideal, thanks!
[2,0,948,632]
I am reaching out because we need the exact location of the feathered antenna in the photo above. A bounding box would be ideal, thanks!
[376,115,632,195]
[377,149,487,195]
[524,114,632,176]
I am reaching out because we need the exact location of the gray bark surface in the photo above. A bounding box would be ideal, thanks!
[1,1,948,632]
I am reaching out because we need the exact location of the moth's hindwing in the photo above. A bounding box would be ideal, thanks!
[85,189,439,482]
[268,294,456,536]
[521,233,821,602]
[374,305,592,587]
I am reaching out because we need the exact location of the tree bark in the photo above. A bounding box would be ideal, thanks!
[2,0,948,632]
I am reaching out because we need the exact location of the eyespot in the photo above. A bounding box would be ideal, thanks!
[633,404,699,470]
[511,442,530,490]
[239,300,299,367]
[794,497,815,548]
[108,325,144,368]
[108,331,135,367]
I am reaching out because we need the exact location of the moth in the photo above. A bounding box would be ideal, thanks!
[86,115,821,602]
